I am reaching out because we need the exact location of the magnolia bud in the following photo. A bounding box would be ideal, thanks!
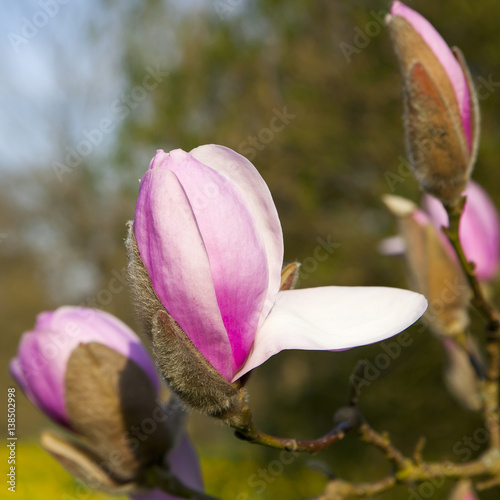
[386,2,479,207]
[128,144,427,419]
[10,307,204,497]
[280,262,301,291]
[383,194,470,337]
[65,342,170,483]
[126,221,248,422]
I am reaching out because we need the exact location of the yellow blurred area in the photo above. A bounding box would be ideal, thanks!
[9,442,328,500]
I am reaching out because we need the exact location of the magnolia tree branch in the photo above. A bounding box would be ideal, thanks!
[444,198,500,451]
[316,419,500,499]
[233,416,355,452]
[315,197,500,498]
[230,363,366,452]
[443,198,500,328]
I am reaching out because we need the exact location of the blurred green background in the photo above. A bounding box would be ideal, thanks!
[2,0,500,498]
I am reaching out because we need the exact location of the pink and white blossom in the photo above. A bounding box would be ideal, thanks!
[135,145,428,382]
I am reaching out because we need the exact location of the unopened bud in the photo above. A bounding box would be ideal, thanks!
[65,342,171,483]
[280,262,301,291]
[383,194,470,337]
[126,221,248,423]
[386,2,479,207]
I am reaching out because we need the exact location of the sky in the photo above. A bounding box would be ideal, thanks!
[0,0,249,175]
[1,0,155,174]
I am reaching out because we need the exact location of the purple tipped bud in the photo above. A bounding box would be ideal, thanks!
[9,306,159,428]
[383,194,470,337]
[387,2,479,206]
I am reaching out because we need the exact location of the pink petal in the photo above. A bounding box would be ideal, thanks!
[189,145,284,330]
[391,2,471,150]
[234,286,427,380]
[10,307,160,427]
[424,182,500,281]
[136,150,272,380]
[135,167,232,380]
[12,330,71,426]
[460,182,500,280]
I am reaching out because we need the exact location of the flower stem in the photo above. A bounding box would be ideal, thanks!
[231,365,363,453]
[358,423,409,471]
[233,416,354,453]
[443,198,500,451]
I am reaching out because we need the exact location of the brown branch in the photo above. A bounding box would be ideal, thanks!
[231,364,363,453]
[358,423,409,471]
[233,416,355,453]
[318,476,396,499]
[318,453,500,499]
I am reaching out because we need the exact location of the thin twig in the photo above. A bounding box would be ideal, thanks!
[358,423,409,471]
[234,418,354,453]
[444,199,500,451]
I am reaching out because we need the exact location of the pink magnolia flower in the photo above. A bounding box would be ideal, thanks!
[9,306,159,427]
[391,1,472,150]
[10,307,204,499]
[134,145,428,383]
[424,181,500,281]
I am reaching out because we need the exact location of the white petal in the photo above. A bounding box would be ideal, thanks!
[233,286,427,380]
